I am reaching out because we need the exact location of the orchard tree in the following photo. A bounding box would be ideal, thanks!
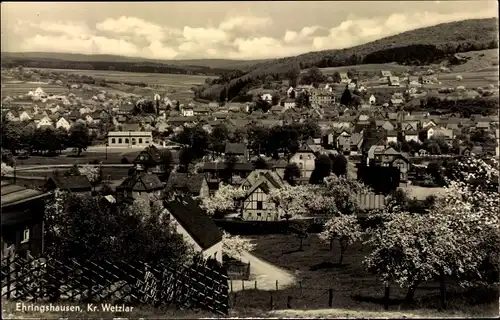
[1,162,13,177]
[309,154,332,184]
[68,124,92,156]
[222,231,256,259]
[268,185,313,221]
[319,214,363,264]
[330,154,348,176]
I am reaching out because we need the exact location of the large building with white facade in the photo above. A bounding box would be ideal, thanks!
[107,131,153,148]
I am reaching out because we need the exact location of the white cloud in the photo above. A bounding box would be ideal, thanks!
[219,16,272,31]
[9,10,498,60]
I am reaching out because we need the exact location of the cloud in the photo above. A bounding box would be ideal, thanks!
[219,16,272,31]
[8,9,498,60]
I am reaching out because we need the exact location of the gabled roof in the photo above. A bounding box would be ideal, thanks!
[46,173,92,191]
[165,196,223,250]
[203,162,254,171]
[225,143,247,155]
[133,145,163,164]
[1,181,51,209]
[166,172,204,195]
[117,172,163,192]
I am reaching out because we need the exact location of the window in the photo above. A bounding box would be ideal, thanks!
[21,228,30,243]
[111,138,116,144]
[139,138,143,144]
[125,138,129,143]
[118,138,122,144]
[145,141,149,144]
[299,155,303,160]
[257,201,263,210]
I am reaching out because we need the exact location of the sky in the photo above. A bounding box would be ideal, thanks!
[1,1,498,61]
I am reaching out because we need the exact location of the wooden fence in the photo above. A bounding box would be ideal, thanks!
[1,254,230,315]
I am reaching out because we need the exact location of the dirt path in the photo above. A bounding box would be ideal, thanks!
[229,251,296,292]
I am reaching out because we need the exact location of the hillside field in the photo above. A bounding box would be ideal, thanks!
[2,82,69,97]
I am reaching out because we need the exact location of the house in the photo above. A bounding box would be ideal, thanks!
[339,73,350,84]
[389,77,400,87]
[164,196,223,263]
[44,173,92,194]
[427,127,454,140]
[287,87,295,97]
[116,172,164,204]
[225,143,249,162]
[55,117,72,130]
[1,181,52,257]
[369,95,376,105]
[241,170,283,221]
[36,116,54,129]
[165,173,208,198]
[133,145,169,174]
[289,144,317,178]
[422,119,438,129]
[182,106,194,117]
[4,110,19,122]
[404,130,419,142]
[389,98,404,108]
[386,130,398,144]
[107,131,152,148]
[381,71,392,78]
[310,89,335,107]
[261,93,273,102]
[18,110,32,122]
[283,99,296,110]
[367,146,410,183]
[203,162,254,192]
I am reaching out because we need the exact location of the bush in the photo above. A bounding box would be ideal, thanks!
[120,157,130,164]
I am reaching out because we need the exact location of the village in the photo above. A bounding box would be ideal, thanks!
[1,59,499,316]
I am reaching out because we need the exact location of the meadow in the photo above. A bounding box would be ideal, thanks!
[232,234,498,317]
[1,82,69,97]
[28,68,216,87]
[314,63,410,76]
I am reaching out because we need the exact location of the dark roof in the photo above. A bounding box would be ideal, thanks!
[46,174,92,191]
[203,162,254,172]
[117,172,163,192]
[263,172,281,189]
[165,172,204,195]
[225,143,247,155]
[133,145,163,164]
[270,159,288,168]
[165,196,223,250]
[1,181,51,208]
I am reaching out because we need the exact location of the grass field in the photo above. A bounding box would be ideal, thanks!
[311,63,410,76]
[26,68,216,86]
[233,234,498,317]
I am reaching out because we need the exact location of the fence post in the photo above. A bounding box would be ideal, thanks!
[269,293,274,310]
[242,279,244,291]
[254,280,257,290]
[328,289,333,307]
[287,295,292,309]
[233,293,237,307]
[384,284,390,310]
[230,280,233,293]
[275,280,279,291]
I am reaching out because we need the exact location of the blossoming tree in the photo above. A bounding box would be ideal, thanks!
[364,156,499,305]
[221,231,256,259]
[200,183,246,217]
[319,214,363,264]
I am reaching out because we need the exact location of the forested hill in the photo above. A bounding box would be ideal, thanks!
[196,18,499,101]
[0,53,243,76]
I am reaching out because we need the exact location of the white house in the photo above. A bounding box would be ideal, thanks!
[284,99,296,110]
[369,95,376,105]
[261,93,273,102]
[164,197,224,263]
[107,131,153,148]
[182,106,194,117]
[84,114,94,124]
[404,130,419,142]
[79,107,92,115]
[36,116,53,128]
[289,144,317,178]
[56,117,72,130]
[18,111,32,122]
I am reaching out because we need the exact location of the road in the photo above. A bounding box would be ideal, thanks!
[229,251,296,292]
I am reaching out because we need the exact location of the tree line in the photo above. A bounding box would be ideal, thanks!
[1,120,93,157]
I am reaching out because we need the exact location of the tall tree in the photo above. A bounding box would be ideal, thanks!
[330,154,348,176]
[340,86,352,106]
[309,154,332,184]
[68,124,92,156]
